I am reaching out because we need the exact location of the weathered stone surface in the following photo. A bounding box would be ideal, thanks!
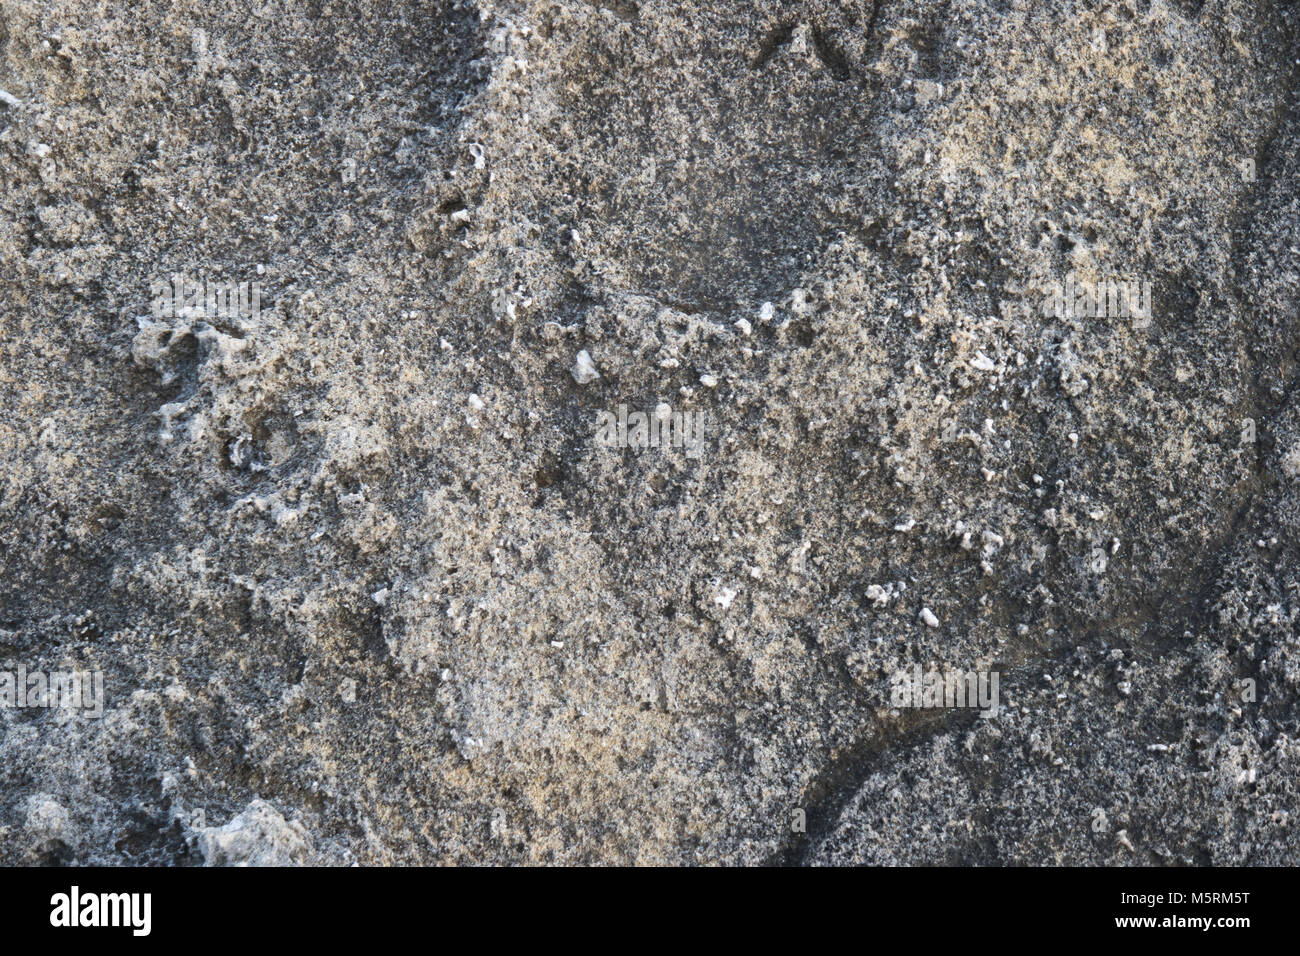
[1,0,1298,865]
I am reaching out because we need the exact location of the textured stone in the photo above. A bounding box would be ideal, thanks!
[1,0,1299,866]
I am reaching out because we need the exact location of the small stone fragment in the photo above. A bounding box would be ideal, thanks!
[571,349,600,384]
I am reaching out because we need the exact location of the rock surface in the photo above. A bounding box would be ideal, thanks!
[1,0,1299,865]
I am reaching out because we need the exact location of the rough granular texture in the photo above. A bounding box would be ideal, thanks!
[1,0,1299,865]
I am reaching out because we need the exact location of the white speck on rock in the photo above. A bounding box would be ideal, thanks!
[571,349,600,384]
[465,393,486,428]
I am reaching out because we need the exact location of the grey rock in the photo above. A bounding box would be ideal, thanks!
[1,0,1299,866]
